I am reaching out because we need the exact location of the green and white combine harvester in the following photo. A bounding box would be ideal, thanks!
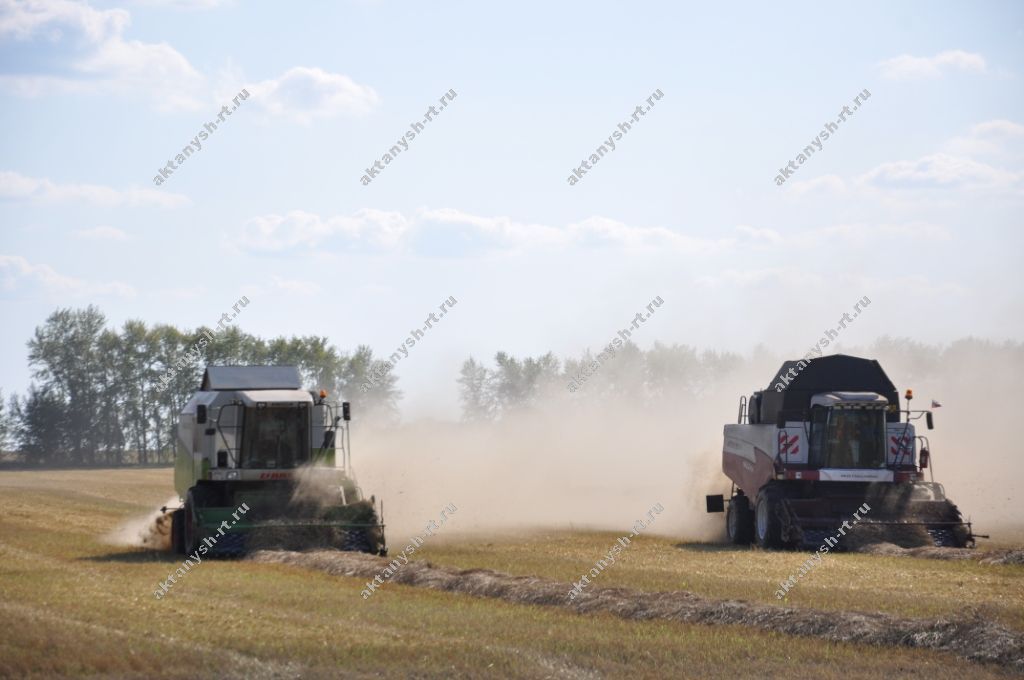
[166,366,386,557]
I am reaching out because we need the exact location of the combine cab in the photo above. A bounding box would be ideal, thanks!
[167,365,386,557]
[706,355,975,550]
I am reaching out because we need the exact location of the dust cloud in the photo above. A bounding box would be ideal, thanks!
[103,495,179,551]
[864,340,1024,544]
[354,359,776,545]
[289,464,344,508]
[354,341,1024,547]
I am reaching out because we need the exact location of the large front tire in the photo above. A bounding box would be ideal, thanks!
[183,493,198,556]
[727,495,754,544]
[755,491,783,549]
[171,508,185,555]
[183,484,221,555]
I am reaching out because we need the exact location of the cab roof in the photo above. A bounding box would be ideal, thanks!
[200,365,303,391]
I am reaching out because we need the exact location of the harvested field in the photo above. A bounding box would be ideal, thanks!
[251,549,1024,672]
[3,468,1023,679]
[858,543,1024,565]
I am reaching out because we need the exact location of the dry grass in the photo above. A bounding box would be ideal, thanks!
[420,529,1024,633]
[251,549,1024,669]
[1,468,1022,679]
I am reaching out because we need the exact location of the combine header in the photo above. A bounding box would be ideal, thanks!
[167,366,386,557]
[706,355,976,549]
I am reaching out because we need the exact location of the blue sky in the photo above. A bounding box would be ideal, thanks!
[1,0,1022,417]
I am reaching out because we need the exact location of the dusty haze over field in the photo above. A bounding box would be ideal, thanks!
[357,343,1024,546]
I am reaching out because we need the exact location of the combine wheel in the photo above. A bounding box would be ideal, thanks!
[755,490,784,549]
[171,508,185,555]
[183,493,198,555]
[183,485,219,555]
[727,495,754,544]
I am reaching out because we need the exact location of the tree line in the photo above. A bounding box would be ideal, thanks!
[3,306,1020,466]
[456,344,747,421]
[0,306,400,466]
[455,337,1024,420]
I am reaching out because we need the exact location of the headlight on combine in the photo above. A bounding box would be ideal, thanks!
[226,470,240,480]
[211,469,241,481]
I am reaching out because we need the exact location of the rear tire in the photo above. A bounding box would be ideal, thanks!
[183,494,198,555]
[755,491,784,549]
[183,485,218,555]
[727,495,754,544]
[171,508,185,555]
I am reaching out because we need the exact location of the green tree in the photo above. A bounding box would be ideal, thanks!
[12,385,65,466]
[151,324,194,462]
[482,351,561,415]
[119,319,164,464]
[94,329,126,464]
[344,345,401,425]
[27,306,107,465]
[0,390,10,456]
[457,357,494,421]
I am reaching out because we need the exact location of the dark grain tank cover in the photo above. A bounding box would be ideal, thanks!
[758,354,899,424]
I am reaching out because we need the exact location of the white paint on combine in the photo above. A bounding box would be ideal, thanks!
[818,469,895,482]
[723,437,757,464]
[778,426,807,464]
[885,423,916,466]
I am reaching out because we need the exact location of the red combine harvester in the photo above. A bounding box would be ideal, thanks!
[706,355,977,549]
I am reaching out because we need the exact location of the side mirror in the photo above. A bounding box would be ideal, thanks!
[196,404,207,424]
[926,412,934,430]
[342,401,351,421]
[776,413,787,428]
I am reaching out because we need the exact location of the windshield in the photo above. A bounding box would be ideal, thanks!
[811,407,887,469]
[240,405,309,469]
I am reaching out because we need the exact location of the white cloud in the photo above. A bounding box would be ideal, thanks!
[0,0,126,41]
[420,209,737,253]
[0,5,380,118]
[696,267,824,289]
[0,0,204,110]
[801,222,952,247]
[970,120,1024,139]
[734,226,783,244]
[271,275,321,295]
[787,174,848,196]
[239,209,952,258]
[944,119,1024,157]
[877,50,986,80]
[239,209,411,252]
[0,171,189,207]
[245,67,380,123]
[0,254,135,298]
[569,216,734,253]
[420,208,566,248]
[131,0,233,8]
[858,153,1020,192]
[75,225,129,240]
[236,207,746,255]
[790,122,1024,202]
